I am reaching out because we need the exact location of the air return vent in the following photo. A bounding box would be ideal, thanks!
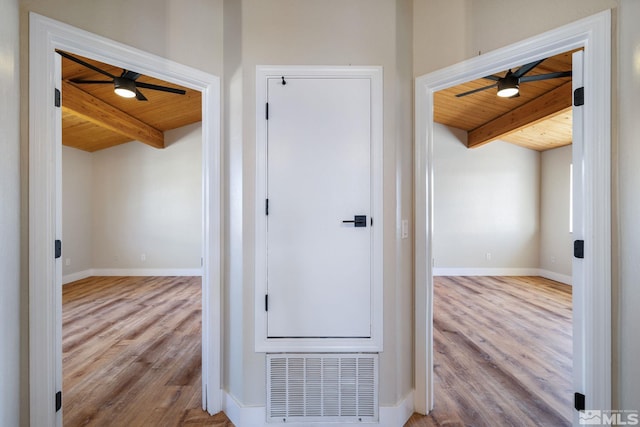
[267,353,379,423]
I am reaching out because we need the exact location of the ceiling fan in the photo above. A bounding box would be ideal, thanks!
[57,50,186,101]
[456,58,572,98]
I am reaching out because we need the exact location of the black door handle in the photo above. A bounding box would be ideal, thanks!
[342,215,367,227]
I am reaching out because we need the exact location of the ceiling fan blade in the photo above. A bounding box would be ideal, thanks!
[519,71,572,82]
[482,75,501,82]
[455,83,498,98]
[121,70,142,80]
[135,82,186,95]
[513,58,546,78]
[56,50,117,80]
[135,89,148,101]
[70,79,113,85]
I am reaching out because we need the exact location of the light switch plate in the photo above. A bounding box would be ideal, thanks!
[401,220,409,239]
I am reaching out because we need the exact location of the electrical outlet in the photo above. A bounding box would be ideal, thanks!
[486,252,492,261]
[65,258,71,266]
[141,253,146,262]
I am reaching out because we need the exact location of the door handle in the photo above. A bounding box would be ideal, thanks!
[342,215,367,227]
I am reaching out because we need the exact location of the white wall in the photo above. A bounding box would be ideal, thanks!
[617,0,640,412]
[230,0,414,408]
[413,0,618,76]
[61,123,203,277]
[91,124,202,270]
[0,0,20,425]
[433,124,540,271]
[222,0,244,402]
[539,145,573,279]
[433,127,572,283]
[62,146,93,277]
[464,0,619,58]
[19,0,224,76]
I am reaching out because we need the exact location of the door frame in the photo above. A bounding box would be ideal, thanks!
[413,10,611,419]
[28,13,222,426]
[254,66,384,353]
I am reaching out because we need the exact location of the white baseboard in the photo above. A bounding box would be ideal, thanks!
[222,390,414,427]
[62,269,93,285]
[223,392,266,427]
[432,267,540,277]
[379,390,414,427]
[432,267,572,285]
[63,268,202,284]
[91,268,202,277]
[538,269,572,285]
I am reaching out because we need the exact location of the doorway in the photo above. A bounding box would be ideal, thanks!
[60,76,204,419]
[430,115,575,423]
[414,10,611,423]
[28,13,222,426]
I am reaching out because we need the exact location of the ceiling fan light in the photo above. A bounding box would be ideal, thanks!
[497,86,519,98]
[497,74,519,98]
[114,77,136,98]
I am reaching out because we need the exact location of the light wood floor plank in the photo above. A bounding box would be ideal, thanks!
[63,276,233,426]
[64,275,570,426]
[406,276,572,427]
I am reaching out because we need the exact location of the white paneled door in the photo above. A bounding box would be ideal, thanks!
[266,76,373,338]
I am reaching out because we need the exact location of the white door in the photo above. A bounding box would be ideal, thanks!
[266,76,372,338]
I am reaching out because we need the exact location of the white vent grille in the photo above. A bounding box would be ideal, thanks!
[267,353,379,423]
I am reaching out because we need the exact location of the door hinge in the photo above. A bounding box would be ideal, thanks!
[265,199,269,215]
[54,88,61,108]
[55,240,62,259]
[574,240,584,259]
[265,294,269,311]
[55,390,62,412]
[574,392,585,411]
[266,102,269,120]
[574,87,584,106]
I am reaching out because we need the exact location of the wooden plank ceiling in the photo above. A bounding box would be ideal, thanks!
[60,51,202,152]
[434,49,579,151]
[62,50,575,153]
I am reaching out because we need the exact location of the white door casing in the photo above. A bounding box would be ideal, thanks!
[414,10,611,418]
[29,13,222,426]
[255,66,383,352]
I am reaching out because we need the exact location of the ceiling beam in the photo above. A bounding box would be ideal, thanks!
[61,81,164,149]
[467,81,573,149]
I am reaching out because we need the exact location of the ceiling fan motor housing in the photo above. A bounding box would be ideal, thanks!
[113,77,137,98]
[497,71,520,97]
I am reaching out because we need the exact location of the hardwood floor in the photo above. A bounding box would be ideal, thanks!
[62,276,233,426]
[406,276,573,427]
[64,275,571,426]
